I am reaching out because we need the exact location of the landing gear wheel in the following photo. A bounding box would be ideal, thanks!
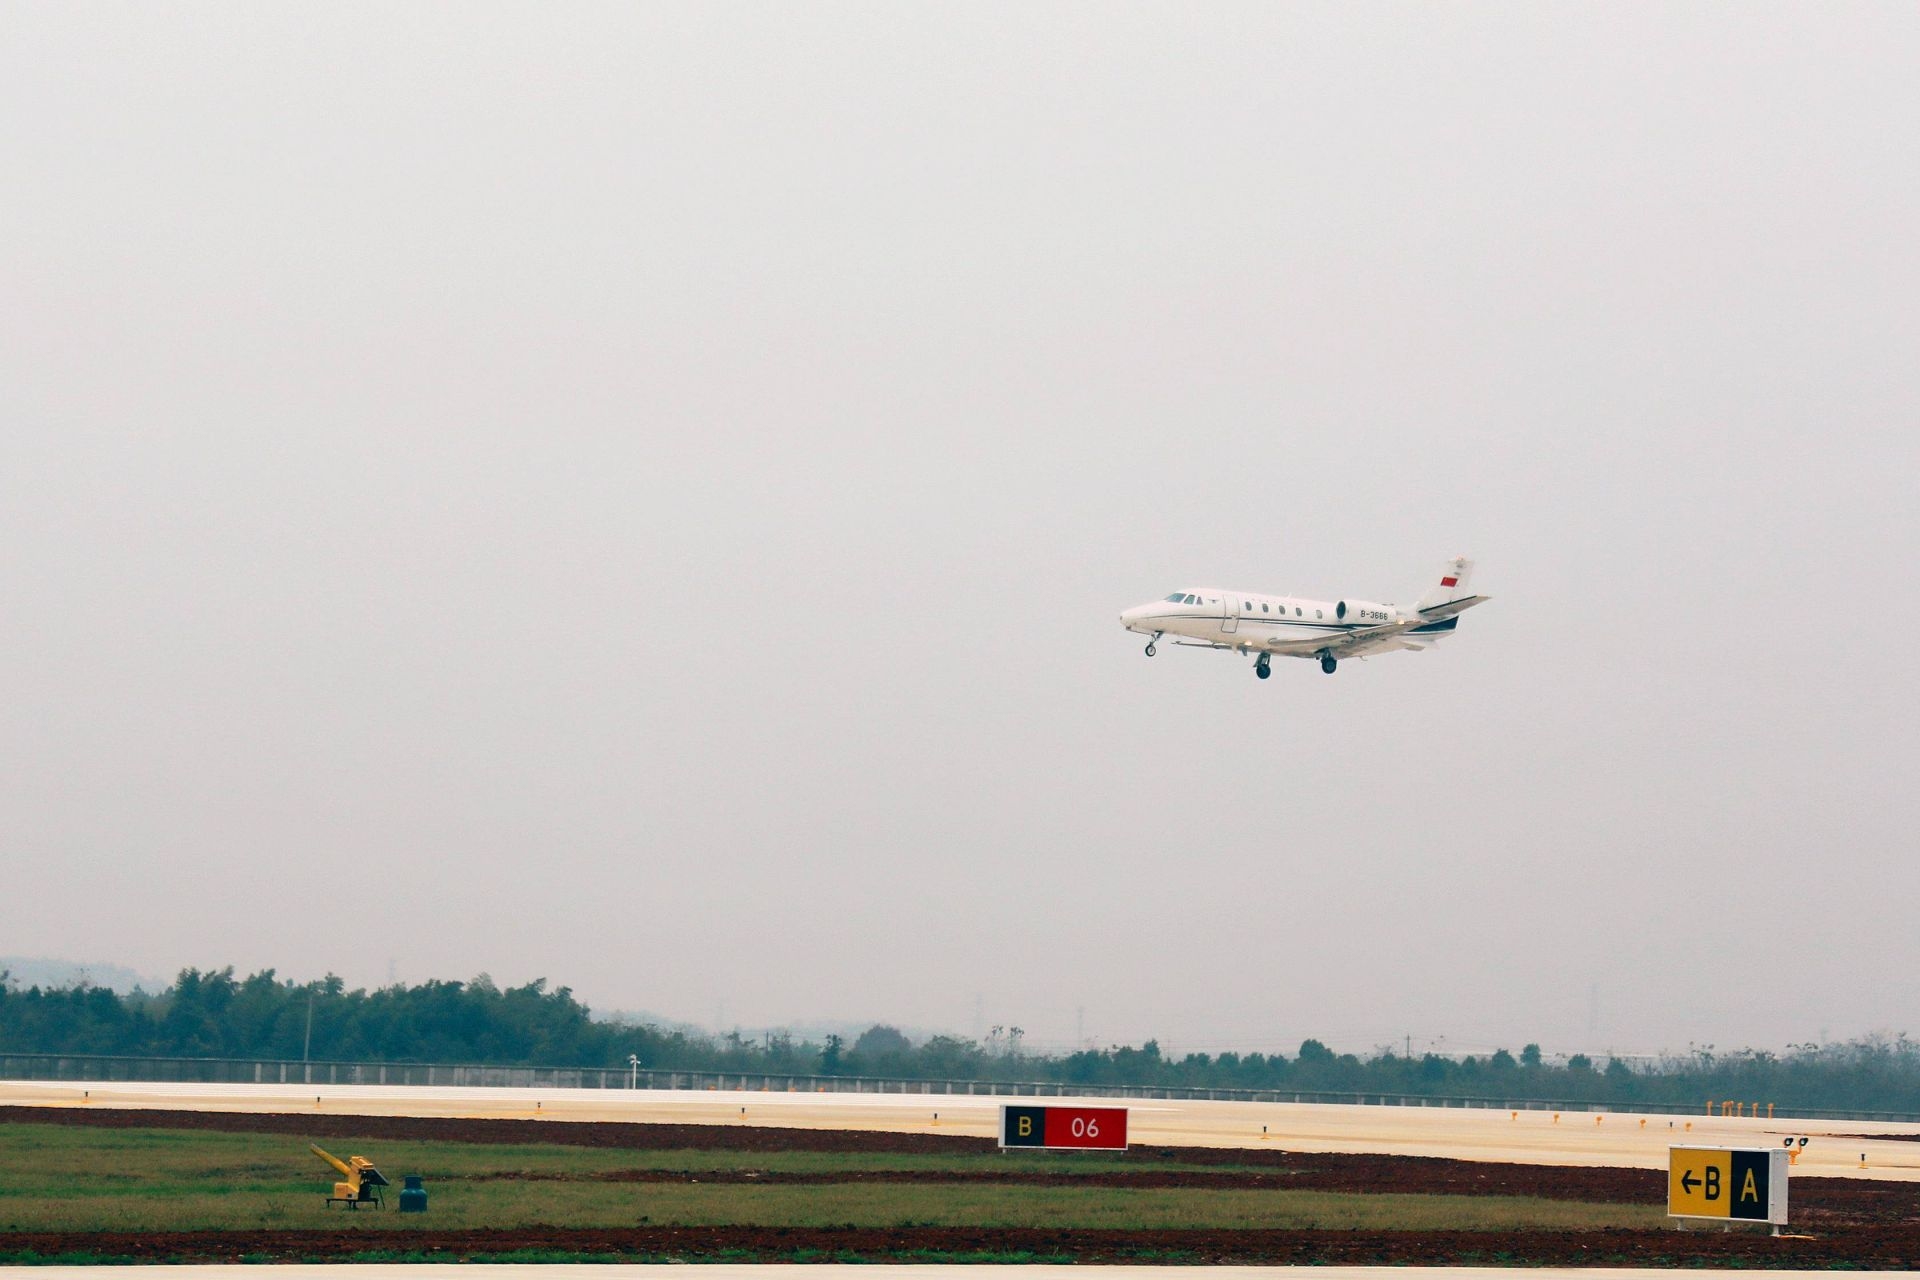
[1255,655,1271,680]
[1319,652,1338,675]
[1144,642,1157,657]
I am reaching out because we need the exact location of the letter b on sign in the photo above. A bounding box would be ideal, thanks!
[1001,1106,1046,1147]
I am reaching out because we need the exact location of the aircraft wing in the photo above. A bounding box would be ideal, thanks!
[1323,596,1493,659]
[1247,622,1423,659]
[1326,618,1438,658]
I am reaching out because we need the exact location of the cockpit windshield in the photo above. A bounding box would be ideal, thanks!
[1164,593,1185,602]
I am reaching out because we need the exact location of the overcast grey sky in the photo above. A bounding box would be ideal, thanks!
[4,3,1917,1060]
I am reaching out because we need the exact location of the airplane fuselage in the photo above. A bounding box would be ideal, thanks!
[1121,590,1404,653]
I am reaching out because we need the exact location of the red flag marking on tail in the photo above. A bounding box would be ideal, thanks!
[1441,576,1458,587]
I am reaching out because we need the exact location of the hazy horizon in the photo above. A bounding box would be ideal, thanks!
[5,5,1917,1065]
[0,947,1891,1064]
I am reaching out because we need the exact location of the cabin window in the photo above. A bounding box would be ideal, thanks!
[1244,601,1252,609]
[1316,609,1323,619]
[1295,607,1302,616]
[1261,603,1268,612]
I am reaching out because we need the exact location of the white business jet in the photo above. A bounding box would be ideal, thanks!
[1119,556,1489,679]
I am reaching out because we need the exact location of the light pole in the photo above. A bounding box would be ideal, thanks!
[628,1054,640,1090]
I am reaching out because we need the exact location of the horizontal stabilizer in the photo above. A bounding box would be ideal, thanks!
[1418,594,1490,621]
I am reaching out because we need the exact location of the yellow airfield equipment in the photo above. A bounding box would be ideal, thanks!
[310,1143,390,1209]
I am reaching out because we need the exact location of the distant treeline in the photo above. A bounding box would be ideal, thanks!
[4,967,1918,1113]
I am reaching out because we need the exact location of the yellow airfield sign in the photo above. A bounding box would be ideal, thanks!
[1668,1146,1788,1224]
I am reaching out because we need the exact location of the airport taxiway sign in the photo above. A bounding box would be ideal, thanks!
[999,1104,1129,1151]
[1668,1146,1788,1224]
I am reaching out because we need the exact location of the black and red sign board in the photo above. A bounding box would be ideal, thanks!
[998,1104,1129,1151]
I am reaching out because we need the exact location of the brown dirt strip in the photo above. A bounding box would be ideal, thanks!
[0,1103,992,1156]
[7,1224,1920,1267]
[466,1164,1664,1201]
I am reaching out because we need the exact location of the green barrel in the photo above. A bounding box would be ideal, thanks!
[398,1175,427,1213]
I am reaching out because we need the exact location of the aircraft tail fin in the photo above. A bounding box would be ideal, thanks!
[1415,556,1476,613]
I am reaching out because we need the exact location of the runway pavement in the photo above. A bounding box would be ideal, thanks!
[0,1268,1889,1280]
[7,1078,1918,1182]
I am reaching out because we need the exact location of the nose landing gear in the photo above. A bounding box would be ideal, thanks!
[1254,653,1271,680]
[1144,632,1162,657]
[1319,651,1338,675]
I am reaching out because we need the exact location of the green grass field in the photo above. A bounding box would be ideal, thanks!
[0,1121,1662,1236]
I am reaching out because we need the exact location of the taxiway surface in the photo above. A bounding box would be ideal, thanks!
[0,1268,1891,1280]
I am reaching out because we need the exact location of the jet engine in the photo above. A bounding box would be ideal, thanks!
[1335,600,1396,624]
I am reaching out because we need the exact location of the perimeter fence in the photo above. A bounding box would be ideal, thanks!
[3,1052,1919,1123]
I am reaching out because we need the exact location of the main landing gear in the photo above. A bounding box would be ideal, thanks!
[1254,653,1271,680]
[1319,651,1339,675]
[1144,632,1162,657]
